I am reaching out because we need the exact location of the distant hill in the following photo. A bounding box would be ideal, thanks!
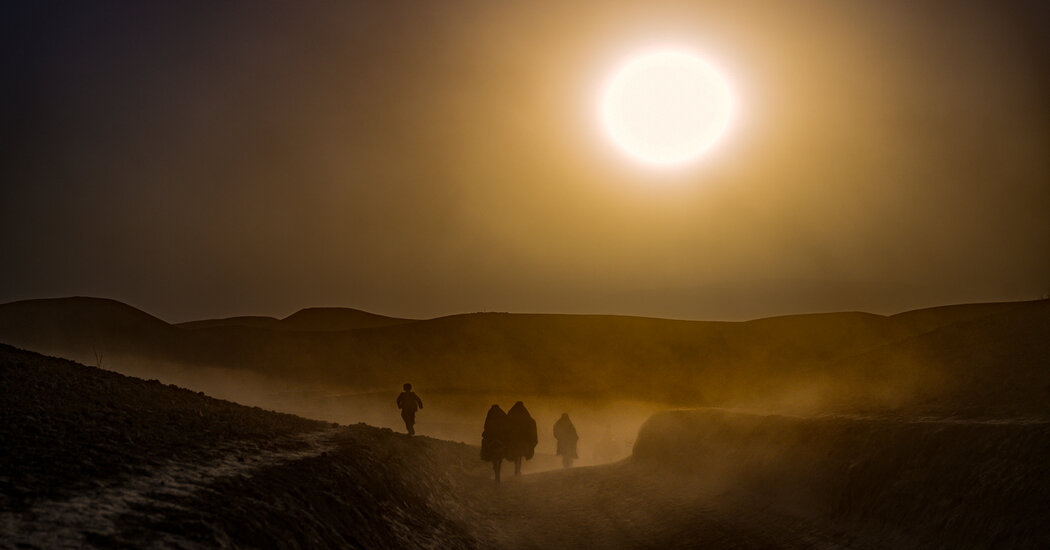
[0,296,1045,416]
[829,299,1050,416]
[0,297,176,362]
[887,300,1035,334]
[177,307,415,331]
[280,307,416,331]
[175,316,285,330]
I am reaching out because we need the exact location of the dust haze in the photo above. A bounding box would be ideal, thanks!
[19,310,964,471]
[78,353,674,469]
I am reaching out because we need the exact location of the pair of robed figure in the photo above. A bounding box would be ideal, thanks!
[481,401,537,484]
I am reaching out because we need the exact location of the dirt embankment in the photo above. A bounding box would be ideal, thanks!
[0,345,492,549]
[0,345,329,510]
[633,409,1050,549]
[87,427,491,549]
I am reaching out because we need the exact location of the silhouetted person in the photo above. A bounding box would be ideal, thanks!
[396,383,423,435]
[553,413,579,468]
[505,401,538,476]
[481,404,509,484]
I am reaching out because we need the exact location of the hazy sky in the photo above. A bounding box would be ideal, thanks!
[3,1,1048,322]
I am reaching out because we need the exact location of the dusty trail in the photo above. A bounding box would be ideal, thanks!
[0,427,341,549]
[465,409,1050,549]
[471,463,875,550]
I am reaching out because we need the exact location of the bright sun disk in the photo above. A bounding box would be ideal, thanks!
[601,50,734,166]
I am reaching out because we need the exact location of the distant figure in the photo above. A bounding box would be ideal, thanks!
[396,383,423,435]
[553,413,579,468]
[481,404,509,484]
[505,401,538,476]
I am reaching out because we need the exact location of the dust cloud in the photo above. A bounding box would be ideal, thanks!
[629,408,1050,548]
[95,345,943,474]
[93,354,660,469]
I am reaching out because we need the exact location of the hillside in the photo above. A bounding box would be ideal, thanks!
[0,297,175,359]
[0,345,487,548]
[633,409,1050,549]
[175,315,286,330]
[0,344,328,511]
[177,307,415,331]
[0,297,1045,416]
[833,298,1050,417]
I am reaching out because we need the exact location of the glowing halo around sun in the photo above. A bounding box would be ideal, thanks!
[601,49,734,166]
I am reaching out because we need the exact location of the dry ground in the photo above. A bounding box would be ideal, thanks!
[4,345,1049,549]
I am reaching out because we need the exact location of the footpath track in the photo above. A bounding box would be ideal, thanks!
[0,428,340,549]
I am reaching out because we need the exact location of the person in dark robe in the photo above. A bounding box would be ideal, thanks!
[396,383,423,435]
[504,401,538,476]
[553,413,579,468]
[481,404,509,484]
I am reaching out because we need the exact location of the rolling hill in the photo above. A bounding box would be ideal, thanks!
[176,307,415,331]
[0,296,1045,416]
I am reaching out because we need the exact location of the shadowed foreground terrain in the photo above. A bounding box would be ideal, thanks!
[634,409,1050,549]
[4,345,1049,549]
[0,345,485,548]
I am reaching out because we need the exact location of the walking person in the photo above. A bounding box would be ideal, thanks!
[481,404,509,484]
[396,383,423,435]
[554,413,579,468]
[505,401,538,476]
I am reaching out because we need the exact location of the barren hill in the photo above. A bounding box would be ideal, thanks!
[0,297,1045,416]
[0,297,173,354]
[175,315,285,330]
[177,307,414,331]
[830,298,1050,417]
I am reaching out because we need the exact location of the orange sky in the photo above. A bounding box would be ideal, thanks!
[2,1,1048,321]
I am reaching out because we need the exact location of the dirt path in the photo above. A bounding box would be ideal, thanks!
[0,427,341,549]
[468,463,884,550]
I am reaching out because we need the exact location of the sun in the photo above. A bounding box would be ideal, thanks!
[601,50,734,166]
